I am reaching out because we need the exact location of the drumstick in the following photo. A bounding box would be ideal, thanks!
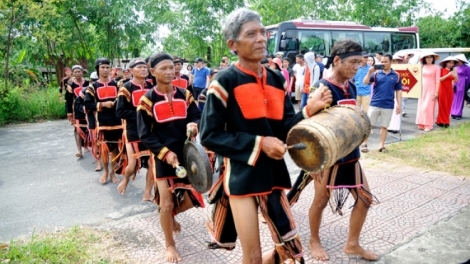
[286,143,307,150]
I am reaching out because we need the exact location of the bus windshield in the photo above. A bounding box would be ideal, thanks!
[298,30,331,56]
[364,32,391,54]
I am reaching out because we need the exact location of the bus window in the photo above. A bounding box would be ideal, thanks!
[279,30,299,52]
[267,30,277,55]
[364,32,391,54]
[298,30,330,56]
[332,31,364,48]
[391,33,417,53]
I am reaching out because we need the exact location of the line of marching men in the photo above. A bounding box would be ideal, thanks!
[60,56,221,201]
[59,53,231,263]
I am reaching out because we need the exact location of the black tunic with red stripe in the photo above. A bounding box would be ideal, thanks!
[84,80,122,130]
[67,80,90,119]
[200,64,310,196]
[65,81,73,114]
[60,77,70,97]
[116,80,153,142]
[81,82,96,130]
[137,87,200,178]
[146,73,156,86]
[172,74,189,89]
[73,86,88,121]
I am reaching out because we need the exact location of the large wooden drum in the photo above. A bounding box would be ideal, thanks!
[286,105,371,172]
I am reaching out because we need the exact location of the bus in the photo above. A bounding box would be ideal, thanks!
[266,19,419,65]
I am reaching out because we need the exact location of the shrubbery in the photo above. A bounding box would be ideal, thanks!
[0,81,66,125]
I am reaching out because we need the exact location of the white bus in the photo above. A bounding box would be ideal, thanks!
[266,19,419,65]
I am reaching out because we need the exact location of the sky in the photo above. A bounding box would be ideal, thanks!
[425,0,461,17]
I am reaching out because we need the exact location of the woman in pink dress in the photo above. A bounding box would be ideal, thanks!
[416,51,440,132]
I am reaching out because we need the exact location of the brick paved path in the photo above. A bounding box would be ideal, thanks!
[108,159,470,263]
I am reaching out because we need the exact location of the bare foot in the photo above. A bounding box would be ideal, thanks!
[173,219,181,233]
[75,153,83,158]
[310,240,329,261]
[261,250,276,264]
[142,191,154,202]
[95,163,102,171]
[84,148,89,153]
[344,244,378,260]
[117,178,129,194]
[99,172,108,184]
[165,245,182,263]
[110,173,121,184]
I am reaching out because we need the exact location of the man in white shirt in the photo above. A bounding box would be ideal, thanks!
[181,63,189,75]
[292,54,306,107]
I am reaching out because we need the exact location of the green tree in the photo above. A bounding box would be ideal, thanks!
[161,0,245,65]
[29,0,90,86]
[250,0,339,26]
[249,0,428,27]
[416,1,470,48]
[451,2,470,47]
[416,15,457,48]
[0,0,55,90]
[77,0,170,63]
[331,0,429,27]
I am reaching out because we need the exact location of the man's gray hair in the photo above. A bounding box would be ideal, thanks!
[222,8,261,42]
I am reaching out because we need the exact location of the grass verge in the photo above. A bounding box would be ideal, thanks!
[0,226,130,264]
[0,86,65,126]
[366,122,470,176]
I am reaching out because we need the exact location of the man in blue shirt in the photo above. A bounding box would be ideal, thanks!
[315,54,325,78]
[354,54,371,113]
[361,54,402,153]
[191,58,210,101]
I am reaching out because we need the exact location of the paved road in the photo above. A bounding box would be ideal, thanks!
[105,159,470,264]
[0,122,155,241]
[0,99,468,243]
[377,204,470,264]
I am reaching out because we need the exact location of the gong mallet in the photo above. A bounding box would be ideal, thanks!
[286,142,307,150]
[172,161,187,178]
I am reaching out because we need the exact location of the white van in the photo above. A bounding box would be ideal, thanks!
[394,48,470,64]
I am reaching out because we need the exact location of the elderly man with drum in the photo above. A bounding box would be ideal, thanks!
[287,40,379,261]
[200,8,332,264]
